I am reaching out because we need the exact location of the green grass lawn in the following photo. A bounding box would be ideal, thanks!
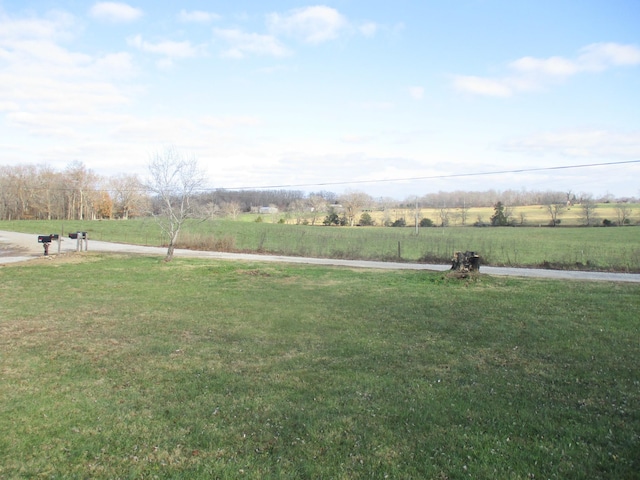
[2,218,639,272]
[1,254,638,478]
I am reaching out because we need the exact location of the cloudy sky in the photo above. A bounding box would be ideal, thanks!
[1,0,639,198]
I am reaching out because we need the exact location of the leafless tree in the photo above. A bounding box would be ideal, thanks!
[459,201,471,226]
[579,194,598,226]
[110,174,148,219]
[307,194,327,225]
[340,190,372,227]
[547,203,565,227]
[64,161,99,220]
[614,203,632,226]
[221,201,243,220]
[288,199,307,224]
[146,147,206,261]
[438,204,451,227]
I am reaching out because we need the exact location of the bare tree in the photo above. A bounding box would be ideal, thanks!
[438,204,451,227]
[547,203,565,227]
[288,199,307,224]
[614,203,632,226]
[579,194,598,226]
[146,147,206,261]
[110,174,148,219]
[340,190,372,227]
[307,194,327,225]
[221,201,243,220]
[64,161,99,220]
[459,201,471,226]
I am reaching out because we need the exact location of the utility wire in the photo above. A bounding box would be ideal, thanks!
[216,159,640,191]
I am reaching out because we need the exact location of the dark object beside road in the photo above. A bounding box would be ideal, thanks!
[451,251,480,273]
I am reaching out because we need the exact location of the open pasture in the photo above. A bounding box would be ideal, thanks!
[0,254,639,478]
[2,218,639,272]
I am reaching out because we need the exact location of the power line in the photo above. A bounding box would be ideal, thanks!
[214,159,640,191]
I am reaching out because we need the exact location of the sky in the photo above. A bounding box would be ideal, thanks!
[1,0,639,199]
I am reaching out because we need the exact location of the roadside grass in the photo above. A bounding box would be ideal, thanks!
[2,219,639,272]
[1,254,638,478]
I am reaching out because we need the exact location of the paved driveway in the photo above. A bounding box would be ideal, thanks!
[2,230,639,283]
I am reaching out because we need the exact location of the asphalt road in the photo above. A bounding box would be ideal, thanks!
[1,230,639,283]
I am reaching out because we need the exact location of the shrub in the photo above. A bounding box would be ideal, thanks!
[391,218,406,227]
[602,219,615,227]
[419,218,434,227]
[359,212,375,226]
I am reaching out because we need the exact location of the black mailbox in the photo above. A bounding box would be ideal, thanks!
[38,234,59,243]
[69,233,78,239]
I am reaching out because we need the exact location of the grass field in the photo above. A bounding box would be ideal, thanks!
[1,254,639,478]
[2,218,639,272]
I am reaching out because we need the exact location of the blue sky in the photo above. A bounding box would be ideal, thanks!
[1,0,639,198]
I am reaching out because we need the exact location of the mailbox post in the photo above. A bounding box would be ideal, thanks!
[37,234,59,256]
[69,232,88,251]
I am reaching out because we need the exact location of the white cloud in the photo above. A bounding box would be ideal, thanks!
[358,22,378,37]
[267,6,348,44]
[0,10,136,138]
[453,75,513,97]
[89,2,143,23]
[213,28,290,59]
[199,115,261,129]
[454,42,640,97]
[577,42,640,71]
[359,101,395,110]
[178,10,220,24]
[128,35,201,59]
[0,11,76,41]
[502,129,640,159]
[341,134,375,144]
[408,86,424,100]
[510,56,578,77]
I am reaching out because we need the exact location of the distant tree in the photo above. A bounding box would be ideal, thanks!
[359,212,375,226]
[438,205,451,227]
[579,195,598,226]
[307,194,327,225]
[490,201,510,226]
[288,199,307,224]
[340,190,372,227]
[546,203,565,227]
[391,218,406,227]
[459,202,471,226]
[323,207,346,226]
[614,203,632,226]
[110,174,148,219]
[419,218,434,227]
[94,191,113,219]
[64,161,99,220]
[221,201,243,220]
[146,147,206,262]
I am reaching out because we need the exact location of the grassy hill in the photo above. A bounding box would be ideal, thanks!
[1,255,638,478]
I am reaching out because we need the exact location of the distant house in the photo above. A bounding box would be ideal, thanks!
[259,206,279,214]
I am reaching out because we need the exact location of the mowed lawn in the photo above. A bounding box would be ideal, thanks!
[1,254,638,479]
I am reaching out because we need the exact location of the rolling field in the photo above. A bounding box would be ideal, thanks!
[1,254,638,478]
[2,217,639,272]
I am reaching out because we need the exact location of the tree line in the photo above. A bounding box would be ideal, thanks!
[0,161,636,222]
